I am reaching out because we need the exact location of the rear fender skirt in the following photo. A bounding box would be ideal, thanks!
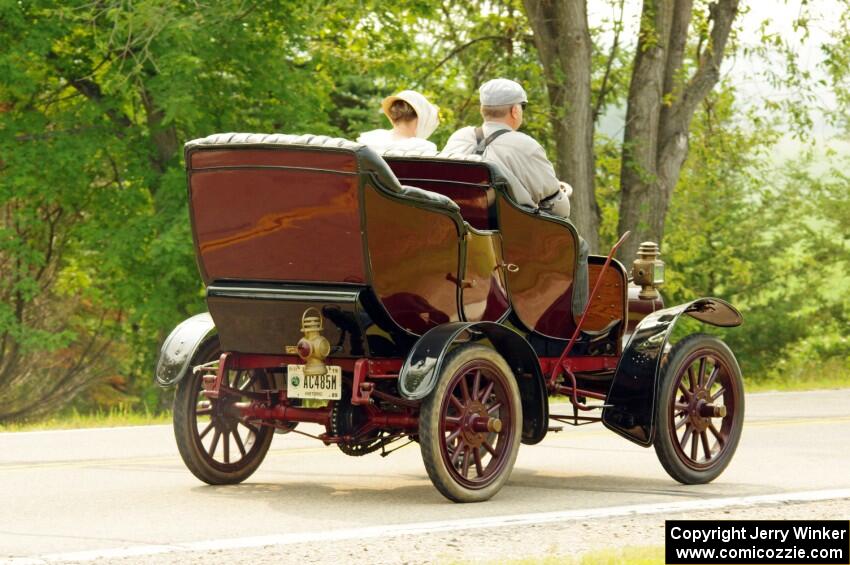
[399,321,549,444]
[155,312,217,387]
[602,298,743,446]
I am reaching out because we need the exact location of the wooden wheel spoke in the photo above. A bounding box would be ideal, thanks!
[697,357,707,388]
[460,375,470,402]
[472,370,481,400]
[195,408,212,417]
[677,382,691,399]
[479,381,495,403]
[198,420,214,440]
[690,429,699,460]
[461,446,471,477]
[446,427,461,445]
[487,402,502,415]
[451,443,465,466]
[674,402,689,412]
[223,431,230,463]
[444,416,461,430]
[687,366,697,392]
[233,428,247,457]
[700,431,711,461]
[681,425,693,452]
[705,365,720,391]
[450,394,465,413]
[482,439,497,457]
[240,421,259,437]
[208,429,221,458]
[473,448,484,477]
[710,387,726,402]
[675,415,689,430]
[708,422,725,447]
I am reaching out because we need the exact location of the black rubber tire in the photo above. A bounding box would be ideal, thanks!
[419,344,522,503]
[654,333,744,484]
[173,336,274,485]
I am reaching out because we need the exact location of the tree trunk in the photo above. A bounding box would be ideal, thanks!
[524,0,599,252]
[617,0,739,262]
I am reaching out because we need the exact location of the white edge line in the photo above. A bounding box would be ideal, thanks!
[5,488,850,564]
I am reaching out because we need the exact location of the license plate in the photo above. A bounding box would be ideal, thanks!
[287,365,342,400]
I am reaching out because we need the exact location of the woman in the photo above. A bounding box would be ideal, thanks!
[357,90,439,152]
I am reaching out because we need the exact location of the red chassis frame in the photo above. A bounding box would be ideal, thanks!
[198,232,632,443]
[198,351,619,442]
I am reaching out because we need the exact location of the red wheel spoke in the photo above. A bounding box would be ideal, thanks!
[208,429,221,458]
[472,370,481,400]
[451,443,465,466]
[690,429,699,460]
[240,421,259,437]
[710,387,726,402]
[479,381,495,403]
[697,357,707,388]
[473,448,484,477]
[709,422,725,446]
[198,420,214,440]
[460,375,470,402]
[487,402,502,415]
[461,447,471,477]
[450,394,465,412]
[482,439,497,457]
[444,416,461,430]
[701,431,711,461]
[223,431,230,463]
[681,424,693,452]
[705,365,720,391]
[446,427,461,445]
[233,428,247,457]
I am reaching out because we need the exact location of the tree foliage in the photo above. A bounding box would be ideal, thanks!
[1,0,847,421]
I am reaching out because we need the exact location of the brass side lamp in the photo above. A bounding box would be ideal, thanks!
[632,241,665,300]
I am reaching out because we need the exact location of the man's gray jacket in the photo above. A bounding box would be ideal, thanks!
[443,122,571,218]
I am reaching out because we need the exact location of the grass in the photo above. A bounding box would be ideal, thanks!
[0,406,171,433]
[484,546,664,564]
[745,357,850,393]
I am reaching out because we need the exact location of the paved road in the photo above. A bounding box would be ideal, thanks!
[1,389,849,563]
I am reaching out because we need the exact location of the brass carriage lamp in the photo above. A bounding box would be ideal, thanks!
[632,241,665,300]
[296,308,330,377]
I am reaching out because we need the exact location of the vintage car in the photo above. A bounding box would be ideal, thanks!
[155,133,745,503]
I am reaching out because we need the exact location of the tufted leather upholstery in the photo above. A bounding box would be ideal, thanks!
[186,132,362,151]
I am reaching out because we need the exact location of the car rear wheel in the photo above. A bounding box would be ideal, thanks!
[173,336,274,485]
[419,344,522,503]
[654,333,744,484]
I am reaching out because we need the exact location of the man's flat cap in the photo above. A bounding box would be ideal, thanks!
[479,78,528,106]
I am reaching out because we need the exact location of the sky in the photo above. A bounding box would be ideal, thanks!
[588,0,847,156]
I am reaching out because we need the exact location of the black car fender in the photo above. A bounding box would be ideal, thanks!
[155,312,217,387]
[602,297,743,446]
[398,321,549,444]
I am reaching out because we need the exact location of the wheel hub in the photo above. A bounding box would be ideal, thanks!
[461,401,489,447]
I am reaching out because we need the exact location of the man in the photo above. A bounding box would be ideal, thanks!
[443,78,572,217]
[444,78,589,315]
